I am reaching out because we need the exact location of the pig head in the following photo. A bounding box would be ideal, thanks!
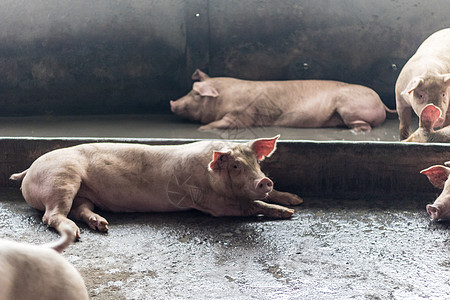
[404,104,450,143]
[420,163,450,220]
[398,73,450,139]
[170,69,219,124]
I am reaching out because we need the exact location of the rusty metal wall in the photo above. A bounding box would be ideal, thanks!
[0,0,449,116]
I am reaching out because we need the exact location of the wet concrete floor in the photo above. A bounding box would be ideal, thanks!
[1,188,449,299]
[0,114,406,141]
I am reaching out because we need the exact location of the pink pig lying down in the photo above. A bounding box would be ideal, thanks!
[10,136,302,240]
[0,224,89,300]
[404,104,450,142]
[170,69,393,132]
[420,163,450,221]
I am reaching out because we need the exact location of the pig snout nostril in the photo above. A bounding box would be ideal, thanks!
[256,178,273,194]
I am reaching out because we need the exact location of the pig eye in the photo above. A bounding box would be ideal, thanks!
[233,165,238,169]
[443,93,446,97]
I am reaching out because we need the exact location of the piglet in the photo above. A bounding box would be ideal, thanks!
[420,163,450,221]
[170,69,392,132]
[10,136,302,240]
[404,104,450,142]
[0,225,89,300]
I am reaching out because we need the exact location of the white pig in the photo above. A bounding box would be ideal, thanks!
[395,28,450,140]
[170,69,392,132]
[0,225,89,300]
[420,162,450,221]
[10,136,302,240]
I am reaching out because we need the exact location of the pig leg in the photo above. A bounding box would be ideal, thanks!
[249,200,294,218]
[199,112,252,131]
[347,120,372,132]
[200,198,293,219]
[398,105,413,139]
[36,178,82,240]
[69,197,109,232]
[42,204,81,241]
[266,190,303,206]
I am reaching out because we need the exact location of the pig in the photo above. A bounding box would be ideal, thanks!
[170,69,392,132]
[395,28,450,140]
[404,104,450,142]
[10,136,303,240]
[0,224,89,300]
[420,162,450,221]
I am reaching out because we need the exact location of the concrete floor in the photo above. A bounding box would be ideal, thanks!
[1,189,449,299]
[0,114,406,141]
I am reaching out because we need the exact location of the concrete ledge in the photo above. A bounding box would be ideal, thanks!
[3,137,448,198]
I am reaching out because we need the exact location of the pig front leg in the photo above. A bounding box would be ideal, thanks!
[199,112,253,131]
[69,197,109,232]
[249,200,295,218]
[266,189,303,206]
[199,198,294,219]
[398,103,413,140]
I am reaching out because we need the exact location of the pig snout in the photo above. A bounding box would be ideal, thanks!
[170,100,177,113]
[255,177,273,195]
[426,204,440,220]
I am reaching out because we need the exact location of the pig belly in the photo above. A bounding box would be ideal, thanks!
[78,184,191,213]
[275,111,344,128]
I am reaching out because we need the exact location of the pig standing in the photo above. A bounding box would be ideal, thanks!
[395,28,450,140]
[404,104,450,142]
[10,136,302,240]
[170,69,391,132]
[420,163,450,221]
[0,224,89,300]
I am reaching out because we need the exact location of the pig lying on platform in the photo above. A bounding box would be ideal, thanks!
[0,225,89,300]
[10,136,302,240]
[395,28,450,140]
[404,104,450,143]
[170,69,391,132]
[420,162,450,221]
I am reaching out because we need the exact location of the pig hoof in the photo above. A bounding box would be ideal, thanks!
[198,125,213,132]
[281,208,295,218]
[350,124,372,134]
[88,216,109,232]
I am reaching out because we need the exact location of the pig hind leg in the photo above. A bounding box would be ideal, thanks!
[41,184,82,241]
[336,106,375,132]
[69,197,109,232]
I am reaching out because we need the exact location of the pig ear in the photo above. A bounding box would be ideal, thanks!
[250,135,280,161]
[208,151,231,171]
[439,73,450,85]
[419,104,442,130]
[401,77,424,95]
[420,165,450,189]
[192,69,210,81]
[193,81,219,98]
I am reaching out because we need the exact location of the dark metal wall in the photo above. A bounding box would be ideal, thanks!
[1,0,449,116]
